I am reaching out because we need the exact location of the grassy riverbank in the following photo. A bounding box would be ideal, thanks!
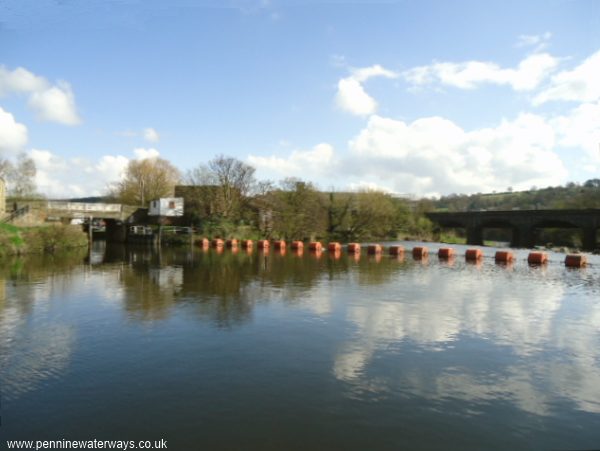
[0,223,88,256]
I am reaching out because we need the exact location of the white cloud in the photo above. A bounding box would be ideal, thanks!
[248,143,334,178]
[335,78,378,116]
[133,147,160,160]
[143,127,160,143]
[0,66,81,125]
[347,181,395,193]
[28,82,81,125]
[533,50,600,105]
[335,64,397,116]
[29,148,135,198]
[403,53,559,91]
[344,113,567,196]
[0,107,28,152]
[352,64,397,82]
[551,100,600,170]
[0,66,47,95]
[95,155,130,182]
[247,109,575,196]
[516,32,552,51]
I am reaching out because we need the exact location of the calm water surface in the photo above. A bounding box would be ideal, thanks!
[1,242,600,450]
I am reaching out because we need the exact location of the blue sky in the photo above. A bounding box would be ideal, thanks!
[1,0,599,198]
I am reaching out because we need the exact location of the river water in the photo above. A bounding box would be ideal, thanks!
[1,242,599,450]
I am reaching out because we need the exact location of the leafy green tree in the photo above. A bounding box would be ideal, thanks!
[268,178,326,240]
[113,157,181,206]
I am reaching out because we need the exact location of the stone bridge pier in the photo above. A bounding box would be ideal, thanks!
[427,209,600,251]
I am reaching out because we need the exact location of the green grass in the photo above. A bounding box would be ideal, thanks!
[0,222,21,234]
[0,223,87,255]
[438,233,467,244]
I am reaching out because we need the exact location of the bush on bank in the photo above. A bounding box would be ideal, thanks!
[0,223,88,256]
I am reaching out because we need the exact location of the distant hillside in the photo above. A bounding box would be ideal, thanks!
[434,179,600,212]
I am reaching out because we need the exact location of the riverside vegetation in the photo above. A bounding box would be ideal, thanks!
[3,154,599,253]
[0,223,88,257]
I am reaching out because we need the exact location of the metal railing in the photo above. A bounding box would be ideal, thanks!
[47,201,122,213]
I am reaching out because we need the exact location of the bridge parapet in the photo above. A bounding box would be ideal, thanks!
[47,201,123,213]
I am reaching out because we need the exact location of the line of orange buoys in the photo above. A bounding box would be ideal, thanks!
[194,238,589,268]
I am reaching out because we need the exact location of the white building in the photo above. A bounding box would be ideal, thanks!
[148,198,184,217]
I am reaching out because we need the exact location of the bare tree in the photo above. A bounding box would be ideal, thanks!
[0,153,37,198]
[208,155,256,219]
[185,155,256,220]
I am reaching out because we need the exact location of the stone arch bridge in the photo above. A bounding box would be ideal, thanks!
[426,209,600,250]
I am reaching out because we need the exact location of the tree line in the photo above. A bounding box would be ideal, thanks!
[108,154,431,241]
[3,149,598,245]
[434,180,600,212]
[107,154,600,245]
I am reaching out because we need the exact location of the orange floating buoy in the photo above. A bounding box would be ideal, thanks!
[241,239,253,249]
[495,251,514,263]
[226,239,238,248]
[438,247,454,259]
[328,242,341,252]
[565,254,587,268]
[412,246,429,258]
[465,249,483,261]
[347,243,361,253]
[197,238,210,248]
[330,249,342,260]
[212,238,224,248]
[371,253,382,263]
[291,241,304,249]
[309,242,323,252]
[367,244,382,254]
[273,240,286,249]
[389,245,404,256]
[527,252,548,265]
[257,240,270,249]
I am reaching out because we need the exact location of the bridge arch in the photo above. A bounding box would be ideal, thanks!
[426,209,600,251]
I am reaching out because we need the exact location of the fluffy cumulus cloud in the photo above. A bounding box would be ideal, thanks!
[253,110,569,196]
[0,66,81,125]
[335,64,397,116]
[133,147,160,160]
[29,148,143,198]
[248,143,334,179]
[551,100,600,171]
[28,82,80,125]
[345,113,567,195]
[0,66,47,95]
[336,78,378,116]
[403,53,559,91]
[0,107,28,152]
[533,50,600,105]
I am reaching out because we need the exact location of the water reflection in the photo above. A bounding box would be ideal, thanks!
[1,243,599,445]
[332,264,600,416]
[0,250,87,401]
